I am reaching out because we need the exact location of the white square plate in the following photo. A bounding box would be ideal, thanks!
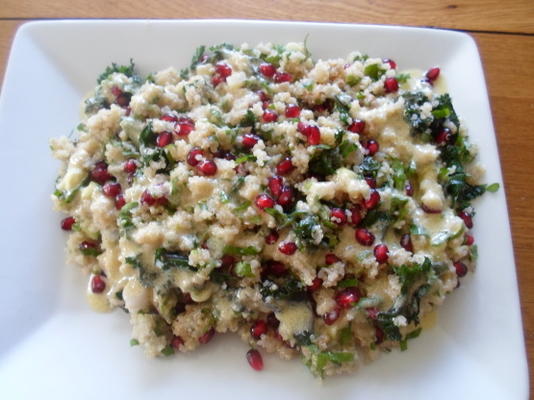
[0,20,528,399]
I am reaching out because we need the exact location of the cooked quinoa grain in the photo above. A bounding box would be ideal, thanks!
[51,42,496,377]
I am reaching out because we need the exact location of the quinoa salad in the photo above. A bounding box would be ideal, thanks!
[50,42,498,377]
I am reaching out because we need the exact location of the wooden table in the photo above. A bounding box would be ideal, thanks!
[1,0,533,387]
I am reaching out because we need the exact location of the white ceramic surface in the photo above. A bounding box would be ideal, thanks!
[0,20,527,399]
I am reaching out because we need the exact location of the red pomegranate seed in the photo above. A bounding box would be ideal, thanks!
[262,110,278,123]
[255,193,275,210]
[374,244,389,264]
[123,159,137,174]
[306,125,321,145]
[156,131,173,147]
[375,326,385,344]
[364,190,381,210]
[366,307,379,320]
[116,93,131,107]
[365,177,377,189]
[91,275,106,293]
[111,86,122,97]
[383,58,397,69]
[277,186,294,207]
[161,114,178,123]
[211,74,224,86]
[268,176,283,198]
[384,77,399,93]
[405,182,414,196]
[426,67,441,82]
[246,349,264,371]
[102,181,122,197]
[335,287,361,308]
[274,72,292,83]
[187,148,204,166]
[250,320,268,339]
[348,119,366,134]
[176,122,194,137]
[400,233,414,252]
[91,161,113,184]
[220,255,236,271]
[465,234,475,246]
[198,160,218,176]
[309,277,323,292]
[215,62,232,78]
[422,204,442,214]
[350,206,363,225]
[276,158,295,175]
[285,104,301,118]
[267,313,280,329]
[242,134,259,149]
[323,308,340,325]
[171,336,184,349]
[330,208,347,225]
[140,190,156,206]
[259,63,276,78]
[458,211,473,229]
[265,261,287,277]
[297,121,307,134]
[355,228,375,246]
[115,194,126,210]
[454,261,468,277]
[435,128,451,145]
[265,230,279,245]
[365,139,379,156]
[278,242,297,255]
[325,253,340,265]
[61,216,76,231]
[199,328,215,344]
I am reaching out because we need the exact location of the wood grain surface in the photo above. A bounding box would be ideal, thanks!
[0,0,533,391]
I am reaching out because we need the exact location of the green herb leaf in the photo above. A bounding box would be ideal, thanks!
[154,248,191,270]
[235,262,254,278]
[97,59,136,83]
[338,278,359,288]
[130,338,140,346]
[235,154,257,164]
[222,245,260,256]
[161,345,175,356]
[486,182,500,192]
[363,63,385,81]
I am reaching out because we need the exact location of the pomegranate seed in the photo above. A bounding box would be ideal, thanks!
[259,63,276,78]
[350,206,363,225]
[91,275,106,293]
[116,93,131,108]
[140,190,167,206]
[199,328,215,344]
[198,160,218,176]
[274,72,292,83]
[268,176,283,198]
[265,230,279,245]
[306,125,321,145]
[262,110,278,123]
[458,211,473,229]
[215,62,232,78]
[465,234,475,246]
[250,320,268,339]
[123,159,137,174]
[365,139,379,156]
[364,190,381,210]
[422,204,442,214]
[176,122,194,137]
[91,161,113,184]
[246,349,264,371]
[160,114,178,123]
[330,208,347,225]
[276,158,295,175]
[111,86,122,97]
[267,313,280,329]
[374,244,389,264]
[297,121,308,134]
[366,307,379,320]
[171,336,184,349]
[355,228,375,246]
[265,261,287,277]
[156,131,173,147]
[323,308,340,325]
[102,182,122,197]
[61,216,76,231]
[211,74,224,86]
[255,193,275,210]
[426,67,441,82]
[278,241,297,255]
[335,287,361,308]
[454,261,468,277]
[348,119,366,134]
[277,186,294,207]
[375,326,385,344]
[115,194,126,210]
[309,277,323,291]
[435,128,451,145]
[325,253,340,265]
[365,177,377,189]
[384,77,399,93]
[285,104,301,118]
[221,255,236,270]
[242,134,259,149]
[400,233,414,252]
[383,58,397,69]
[257,90,270,102]
[187,148,204,166]
[405,182,414,196]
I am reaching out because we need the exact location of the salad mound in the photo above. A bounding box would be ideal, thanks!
[50,42,496,377]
